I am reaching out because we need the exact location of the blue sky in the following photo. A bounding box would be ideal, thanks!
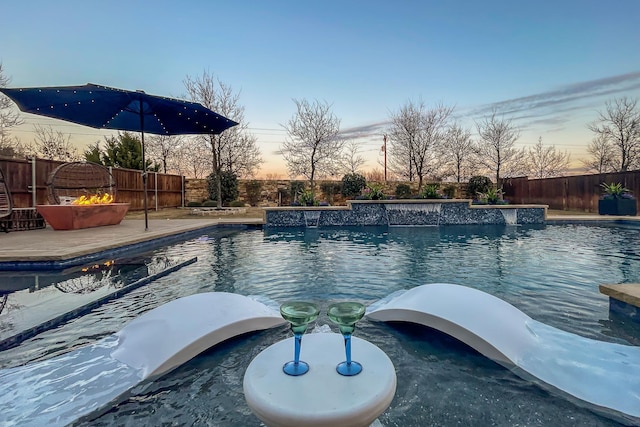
[2,0,640,176]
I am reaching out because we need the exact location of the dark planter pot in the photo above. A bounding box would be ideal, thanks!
[598,198,637,216]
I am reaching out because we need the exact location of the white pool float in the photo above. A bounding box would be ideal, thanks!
[366,283,640,424]
[0,292,286,427]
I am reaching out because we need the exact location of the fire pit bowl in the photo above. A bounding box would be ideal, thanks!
[36,203,130,230]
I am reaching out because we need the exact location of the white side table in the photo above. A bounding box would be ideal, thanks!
[243,333,396,427]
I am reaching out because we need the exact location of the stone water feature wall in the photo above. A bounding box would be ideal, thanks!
[264,200,547,227]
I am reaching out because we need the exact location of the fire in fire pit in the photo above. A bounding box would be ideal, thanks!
[72,193,115,205]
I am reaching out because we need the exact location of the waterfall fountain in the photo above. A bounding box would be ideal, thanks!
[385,203,441,226]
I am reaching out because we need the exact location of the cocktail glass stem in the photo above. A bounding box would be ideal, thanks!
[294,332,303,365]
[344,333,352,365]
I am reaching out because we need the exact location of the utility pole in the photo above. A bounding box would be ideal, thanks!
[382,134,387,182]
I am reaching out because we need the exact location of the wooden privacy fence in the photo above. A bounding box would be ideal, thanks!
[503,171,640,214]
[0,157,184,210]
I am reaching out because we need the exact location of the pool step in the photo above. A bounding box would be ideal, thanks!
[599,283,640,322]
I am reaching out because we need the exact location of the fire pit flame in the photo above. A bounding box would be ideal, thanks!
[72,193,115,205]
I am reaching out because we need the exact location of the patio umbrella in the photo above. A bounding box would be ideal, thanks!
[0,83,238,230]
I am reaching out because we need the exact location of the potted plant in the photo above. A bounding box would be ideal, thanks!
[474,187,508,205]
[297,189,318,206]
[358,183,386,200]
[598,182,637,216]
[418,184,442,199]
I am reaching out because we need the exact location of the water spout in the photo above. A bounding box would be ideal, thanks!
[303,211,321,227]
[500,209,518,225]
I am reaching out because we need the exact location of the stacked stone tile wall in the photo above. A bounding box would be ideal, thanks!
[185,179,467,207]
[264,200,548,227]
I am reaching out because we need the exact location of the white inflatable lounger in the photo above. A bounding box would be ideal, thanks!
[366,283,640,424]
[0,292,286,427]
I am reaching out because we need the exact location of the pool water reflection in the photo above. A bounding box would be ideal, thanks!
[1,223,639,426]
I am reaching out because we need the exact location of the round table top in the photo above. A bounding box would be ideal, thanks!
[243,332,396,427]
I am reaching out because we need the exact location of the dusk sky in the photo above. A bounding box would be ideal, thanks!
[2,0,640,176]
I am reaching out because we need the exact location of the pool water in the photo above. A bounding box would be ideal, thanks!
[1,223,639,426]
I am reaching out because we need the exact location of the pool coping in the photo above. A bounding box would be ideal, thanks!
[0,218,261,271]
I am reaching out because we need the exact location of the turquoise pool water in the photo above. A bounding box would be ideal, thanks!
[1,223,639,426]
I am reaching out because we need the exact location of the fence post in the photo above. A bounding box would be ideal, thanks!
[181,175,185,208]
[31,157,37,207]
[108,166,114,195]
[155,172,158,211]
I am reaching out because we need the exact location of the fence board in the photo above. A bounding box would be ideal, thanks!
[505,171,640,214]
[0,157,183,210]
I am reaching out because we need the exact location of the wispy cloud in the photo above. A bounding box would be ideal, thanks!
[340,72,640,145]
[339,121,388,140]
[469,71,640,120]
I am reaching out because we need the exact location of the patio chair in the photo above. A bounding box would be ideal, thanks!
[0,166,13,232]
[46,161,116,204]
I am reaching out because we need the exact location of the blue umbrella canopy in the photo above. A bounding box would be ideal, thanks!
[0,83,238,135]
[0,83,239,230]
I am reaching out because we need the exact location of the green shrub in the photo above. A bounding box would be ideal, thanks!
[290,181,305,202]
[298,189,318,206]
[419,183,441,199]
[361,183,386,200]
[229,200,245,207]
[395,184,412,199]
[187,201,202,207]
[245,180,263,206]
[207,171,239,204]
[467,176,492,199]
[202,200,217,207]
[341,173,366,198]
[477,188,506,205]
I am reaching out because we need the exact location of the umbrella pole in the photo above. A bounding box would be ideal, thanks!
[140,112,148,231]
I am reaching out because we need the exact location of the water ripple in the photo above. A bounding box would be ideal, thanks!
[1,224,639,426]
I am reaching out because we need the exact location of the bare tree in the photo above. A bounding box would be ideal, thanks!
[475,109,524,186]
[365,168,389,182]
[146,135,183,174]
[440,123,476,183]
[387,100,422,182]
[219,131,262,178]
[582,134,616,174]
[0,63,24,157]
[339,140,367,174]
[387,100,453,189]
[280,99,343,193]
[184,70,262,206]
[0,133,27,158]
[525,137,570,179]
[173,138,211,178]
[587,97,640,172]
[30,124,79,161]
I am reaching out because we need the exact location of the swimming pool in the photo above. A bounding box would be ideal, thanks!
[1,223,639,426]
